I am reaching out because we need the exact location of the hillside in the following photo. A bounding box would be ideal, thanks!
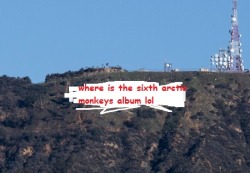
[0,68,250,172]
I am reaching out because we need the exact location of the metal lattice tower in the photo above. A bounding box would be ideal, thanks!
[228,0,243,71]
[211,0,244,72]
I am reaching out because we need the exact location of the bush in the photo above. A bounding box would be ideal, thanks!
[186,87,197,97]
[137,108,156,119]
[185,78,192,82]
[215,83,229,89]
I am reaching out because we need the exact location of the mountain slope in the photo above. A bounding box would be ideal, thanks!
[0,69,250,172]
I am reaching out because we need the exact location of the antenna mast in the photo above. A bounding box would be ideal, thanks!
[229,0,243,71]
[211,0,244,72]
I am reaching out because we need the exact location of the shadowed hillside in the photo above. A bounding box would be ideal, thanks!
[0,68,250,172]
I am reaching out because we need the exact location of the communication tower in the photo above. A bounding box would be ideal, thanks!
[211,0,244,72]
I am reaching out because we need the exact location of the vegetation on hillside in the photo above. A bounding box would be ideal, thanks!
[0,68,249,172]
